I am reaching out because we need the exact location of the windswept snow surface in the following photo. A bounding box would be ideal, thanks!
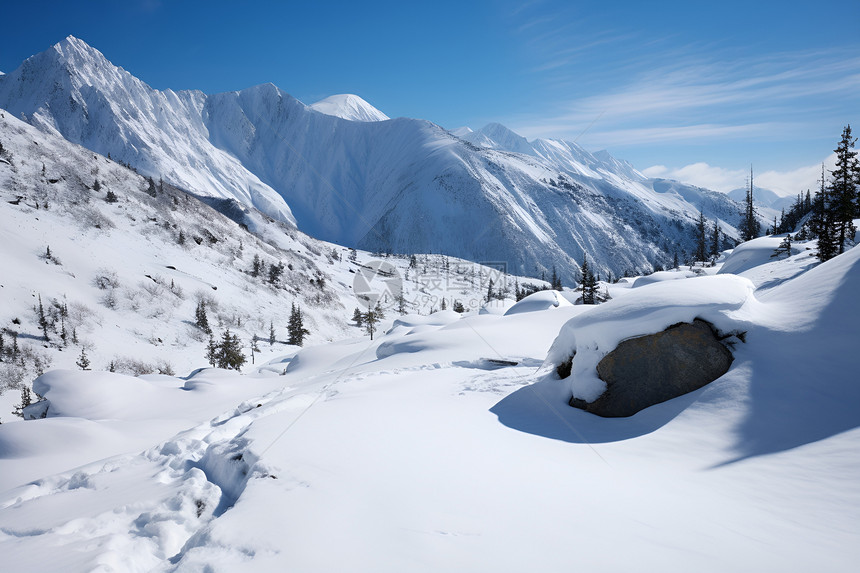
[1,239,859,571]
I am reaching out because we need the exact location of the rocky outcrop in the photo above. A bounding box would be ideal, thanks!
[570,319,733,417]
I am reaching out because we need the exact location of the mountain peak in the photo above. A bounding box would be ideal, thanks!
[50,35,107,64]
[309,94,389,122]
[463,122,533,155]
[479,122,522,137]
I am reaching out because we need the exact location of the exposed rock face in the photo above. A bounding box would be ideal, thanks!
[570,319,733,417]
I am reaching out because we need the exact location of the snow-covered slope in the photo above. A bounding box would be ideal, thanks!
[1,218,857,571]
[309,94,389,122]
[0,110,533,420]
[0,37,749,282]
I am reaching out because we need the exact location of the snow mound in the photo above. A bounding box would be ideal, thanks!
[546,275,757,401]
[32,369,278,422]
[309,94,389,122]
[718,236,800,275]
[631,269,697,288]
[387,310,462,336]
[505,290,572,315]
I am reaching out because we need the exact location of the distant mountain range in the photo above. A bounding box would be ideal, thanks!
[726,186,797,213]
[0,36,752,281]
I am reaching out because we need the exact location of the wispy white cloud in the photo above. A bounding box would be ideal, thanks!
[512,47,860,148]
[757,154,837,196]
[642,163,747,193]
[518,122,786,147]
[642,154,838,196]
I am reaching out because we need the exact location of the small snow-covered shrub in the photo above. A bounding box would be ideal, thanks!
[93,268,121,290]
[168,280,184,299]
[100,288,119,309]
[67,301,102,330]
[74,203,115,231]
[109,357,175,377]
[140,279,165,298]
[124,288,142,312]
[0,343,51,393]
[0,362,27,393]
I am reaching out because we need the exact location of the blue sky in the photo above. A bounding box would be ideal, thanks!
[1,0,858,195]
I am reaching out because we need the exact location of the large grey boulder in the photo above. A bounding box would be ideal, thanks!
[569,319,733,417]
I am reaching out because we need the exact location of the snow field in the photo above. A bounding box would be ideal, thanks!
[0,242,858,570]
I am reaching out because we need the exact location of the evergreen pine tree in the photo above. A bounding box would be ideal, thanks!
[738,167,761,242]
[710,221,722,260]
[268,262,284,285]
[195,300,211,334]
[215,329,246,370]
[37,295,49,341]
[811,164,839,261]
[580,256,598,305]
[251,254,262,277]
[694,210,708,263]
[352,308,364,326]
[453,300,466,313]
[771,235,793,259]
[287,303,310,346]
[76,348,90,370]
[269,320,276,345]
[486,278,494,303]
[12,386,33,418]
[105,189,118,203]
[829,125,859,254]
[206,333,218,367]
[440,298,447,311]
[364,307,378,340]
[146,176,157,197]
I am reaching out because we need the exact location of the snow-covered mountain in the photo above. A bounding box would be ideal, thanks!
[727,185,796,212]
[0,36,747,282]
[309,94,389,122]
[0,37,295,225]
